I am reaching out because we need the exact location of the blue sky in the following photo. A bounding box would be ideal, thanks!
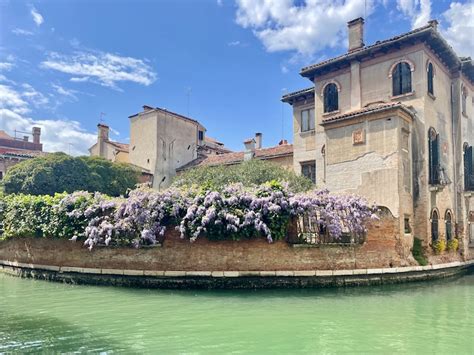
[0,0,472,155]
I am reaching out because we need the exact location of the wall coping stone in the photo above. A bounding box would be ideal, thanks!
[1,259,472,279]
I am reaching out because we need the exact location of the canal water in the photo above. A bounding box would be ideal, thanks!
[1,273,473,354]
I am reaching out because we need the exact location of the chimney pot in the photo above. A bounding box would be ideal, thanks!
[347,17,364,52]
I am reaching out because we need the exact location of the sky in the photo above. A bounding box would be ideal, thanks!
[0,0,473,155]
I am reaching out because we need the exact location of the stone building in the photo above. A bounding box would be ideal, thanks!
[0,127,45,180]
[283,18,474,257]
[90,105,231,189]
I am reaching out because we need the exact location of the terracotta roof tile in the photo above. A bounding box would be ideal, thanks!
[177,144,293,171]
[0,147,47,158]
[108,141,129,152]
[0,130,13,140]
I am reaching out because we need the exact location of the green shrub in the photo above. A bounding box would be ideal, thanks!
[412,237,428,266]
[2,153,139,196]
[447,238,459,252]
[173,159,313,193]
[432,239,446,254]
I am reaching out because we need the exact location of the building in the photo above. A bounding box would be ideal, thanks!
[90,105,231,189]
[0,127,45,180]
[89,124,130,163]
[283,18,474,256]
[177,133,293,172]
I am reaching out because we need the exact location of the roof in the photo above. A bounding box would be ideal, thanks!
[300,21,471,83]
[0,147,47,158]
[129,106,201,126]
[204,136,223,145]
[177,143,293,171]
[320,102,414,126]
[281,87,315,104]
[107,141,129,153]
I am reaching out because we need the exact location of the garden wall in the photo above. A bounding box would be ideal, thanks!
[0,212,440,272]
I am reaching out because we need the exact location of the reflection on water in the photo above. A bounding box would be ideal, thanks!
[1,273,473,353]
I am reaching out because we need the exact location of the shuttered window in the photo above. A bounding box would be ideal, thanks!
[392,62,412,96]
[323,83,338,113]
[445,211,453,241]
[300,108,315,132]
[428,128,440,185]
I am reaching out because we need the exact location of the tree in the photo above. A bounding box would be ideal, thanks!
[2,153,139,196]
[172,159,314,193]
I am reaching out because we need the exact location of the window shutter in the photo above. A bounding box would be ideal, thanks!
[401,63,412,94]
[309,108,315,130]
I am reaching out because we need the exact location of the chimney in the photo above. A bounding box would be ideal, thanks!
[23,136,29,142]
[97,123,109,141]
[243,138,256,161]
[347,17,364,52]
[255,133,262,149]
[32,127,41,144]
[97,123,109,158]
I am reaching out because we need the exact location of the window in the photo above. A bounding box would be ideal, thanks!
[300,108,315,132]
[323,83,338,113]
[301,161,316,184]
[0,171,3,180]
[392,62,412,96]
[445,210,453,241]
[462,86,468,116]
[431,209,439,242]
[198,130,204,141]
[464,143,474,191]
[428,128,440,185]
[404,216,411,234]
[427,62,434,96]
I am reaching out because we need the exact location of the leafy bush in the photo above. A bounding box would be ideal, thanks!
[432,239,446,254]
[0,183,377,249]
[172,159,314,193]
[412,237,428,266]
[2,153,139,196]
[446,238,459,252]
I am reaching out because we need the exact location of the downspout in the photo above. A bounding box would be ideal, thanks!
[450,82,460,235]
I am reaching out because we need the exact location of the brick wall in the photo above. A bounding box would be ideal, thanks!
[0,213,465,272]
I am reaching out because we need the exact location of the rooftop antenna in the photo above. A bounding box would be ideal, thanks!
[186,87,192,117]
[281,88,287,140]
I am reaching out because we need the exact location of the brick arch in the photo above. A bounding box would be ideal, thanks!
[388,59,415,78]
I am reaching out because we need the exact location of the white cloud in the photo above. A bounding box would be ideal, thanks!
[0,84,30,114]
[235,0,374,57]
[441,1,474,58]
[396,0,431,29]
[0,109,96,156]
[31,7,44,26]
[217,0,223,6]
[52,83,78,101]
[40,51,157,89]
[0,62,14,71]
[21,83,49,108]
[228,40,241,46]
[70,76,90,83]
[12,28,34,36]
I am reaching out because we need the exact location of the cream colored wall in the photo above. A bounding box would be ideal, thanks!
[263,155,293,169]
[130,112,158,178]
[154,111,198,188]
[115,151,129,163]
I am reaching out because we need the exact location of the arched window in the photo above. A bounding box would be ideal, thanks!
[392,62,412,96]
[445,210,453,241]
[462,86,468,116]
[431,209,439,242]
[428,128,440,185]
[323,83,339,113]
[464,143,474,191]
[427,62,434,95]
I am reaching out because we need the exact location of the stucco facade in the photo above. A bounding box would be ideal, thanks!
[284,18,474,259]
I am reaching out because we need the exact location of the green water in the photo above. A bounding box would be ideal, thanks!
[1,274,473,354]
